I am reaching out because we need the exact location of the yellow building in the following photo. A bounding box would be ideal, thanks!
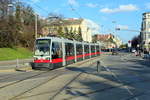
[42,18,93,42]
[93,34,122,48]
[141,12,150,51]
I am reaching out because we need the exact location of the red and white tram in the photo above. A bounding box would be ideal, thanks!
[33,37,101,69]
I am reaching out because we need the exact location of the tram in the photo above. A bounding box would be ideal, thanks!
[33,36,101,69]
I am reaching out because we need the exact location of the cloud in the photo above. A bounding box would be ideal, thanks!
[31,0,40,3]
[146,3,150,9]
[84,19,100,34]
[68,0,79,7]
[116,25,128,30]
[100,4,138,13]
[86,3,98,8]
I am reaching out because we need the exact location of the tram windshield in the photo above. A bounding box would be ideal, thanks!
[35,39,51,56]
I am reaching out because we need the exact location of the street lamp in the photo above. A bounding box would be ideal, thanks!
[35,13,38,39]
[7,1,38,39]
[8,4,14,15]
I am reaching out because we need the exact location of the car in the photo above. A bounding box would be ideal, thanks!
[132,49,136,53]
[112,50,118,55]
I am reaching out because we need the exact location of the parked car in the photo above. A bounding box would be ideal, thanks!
[112,50,118,55]
[132,49,136,53]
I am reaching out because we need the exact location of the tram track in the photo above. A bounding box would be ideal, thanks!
[9,71,86,100]
[10,67,91,99]
[0,60,87,88]
[4,54,147,100]
[0,71,50,89]
[0,56,99,83]
[0,56,101,100]
[9,72,64,100]
[12,68,150,100]
[0,71,37,82]
[0,68,68,90]
[58,55,150,100]
[12,58,100,100]
[49,72,84,100]
[64,75,150,100]
[0,68,70,100]
[48,59,101,100]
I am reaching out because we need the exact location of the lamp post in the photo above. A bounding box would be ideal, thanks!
[35,13,38,39]
[8,3,13,16]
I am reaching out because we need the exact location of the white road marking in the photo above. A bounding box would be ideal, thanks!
[102,62,139,100]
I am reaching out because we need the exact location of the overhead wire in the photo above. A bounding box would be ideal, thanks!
[68,3,82,19]
[19,1,49,17]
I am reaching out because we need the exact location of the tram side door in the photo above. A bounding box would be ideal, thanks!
[65,43,75,65]
[51,42,63,68]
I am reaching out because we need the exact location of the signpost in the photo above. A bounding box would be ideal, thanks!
[128,40,131,52]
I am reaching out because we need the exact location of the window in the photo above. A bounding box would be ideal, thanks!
[96,46,100,52]
[35,39,50,56]
[148,22,150,28]
[52,42,62,59]
[91,45,95,53]
[84,45,89,54]
[76,44,83,55]
[65,43,74,56]
[149,34,150,38]
[143,21,146,29]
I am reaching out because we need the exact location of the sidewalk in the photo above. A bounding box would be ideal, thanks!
[0,58,33,72]
[0,58,33,66]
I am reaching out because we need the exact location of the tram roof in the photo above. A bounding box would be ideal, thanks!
[36,36,100,45]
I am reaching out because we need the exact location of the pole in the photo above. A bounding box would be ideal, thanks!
[16,58,19,69]
[35,14,38,39]
[97,61,101,72]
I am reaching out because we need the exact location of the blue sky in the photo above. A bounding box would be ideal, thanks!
[22,0,150,43]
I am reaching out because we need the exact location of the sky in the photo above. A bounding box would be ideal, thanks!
[22,0,150,43]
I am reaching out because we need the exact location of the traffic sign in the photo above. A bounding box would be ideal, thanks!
[128,40,131,47]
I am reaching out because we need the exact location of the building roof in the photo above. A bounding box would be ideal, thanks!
[143,12,150,15]
[47,18,83,26]
[94,34,113,41]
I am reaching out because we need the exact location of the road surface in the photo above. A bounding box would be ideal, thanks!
[0,52,150,100]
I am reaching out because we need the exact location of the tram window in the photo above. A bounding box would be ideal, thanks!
[65,43,74,56]
[52,42,62,59]
[84,45,89,54]
[76,44,83,55]
[35,39,50,56]
[96,46,100,52]
[91,45,95,53]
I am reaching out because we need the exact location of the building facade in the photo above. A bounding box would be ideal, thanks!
[141,12,150,51]
[93,34,122,49]
[42,18,93,42]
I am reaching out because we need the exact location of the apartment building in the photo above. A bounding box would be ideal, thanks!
[42,18,93,42]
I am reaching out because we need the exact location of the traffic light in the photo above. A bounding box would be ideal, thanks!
[115,28,120,30]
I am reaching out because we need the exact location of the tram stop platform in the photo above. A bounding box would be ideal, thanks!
[0,59,33,72]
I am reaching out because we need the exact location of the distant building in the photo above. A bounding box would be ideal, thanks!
[140,12,150,51]
[93,34,122,48]
[42,18,94,42]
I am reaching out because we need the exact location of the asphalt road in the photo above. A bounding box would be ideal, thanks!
[0,53,150,100]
